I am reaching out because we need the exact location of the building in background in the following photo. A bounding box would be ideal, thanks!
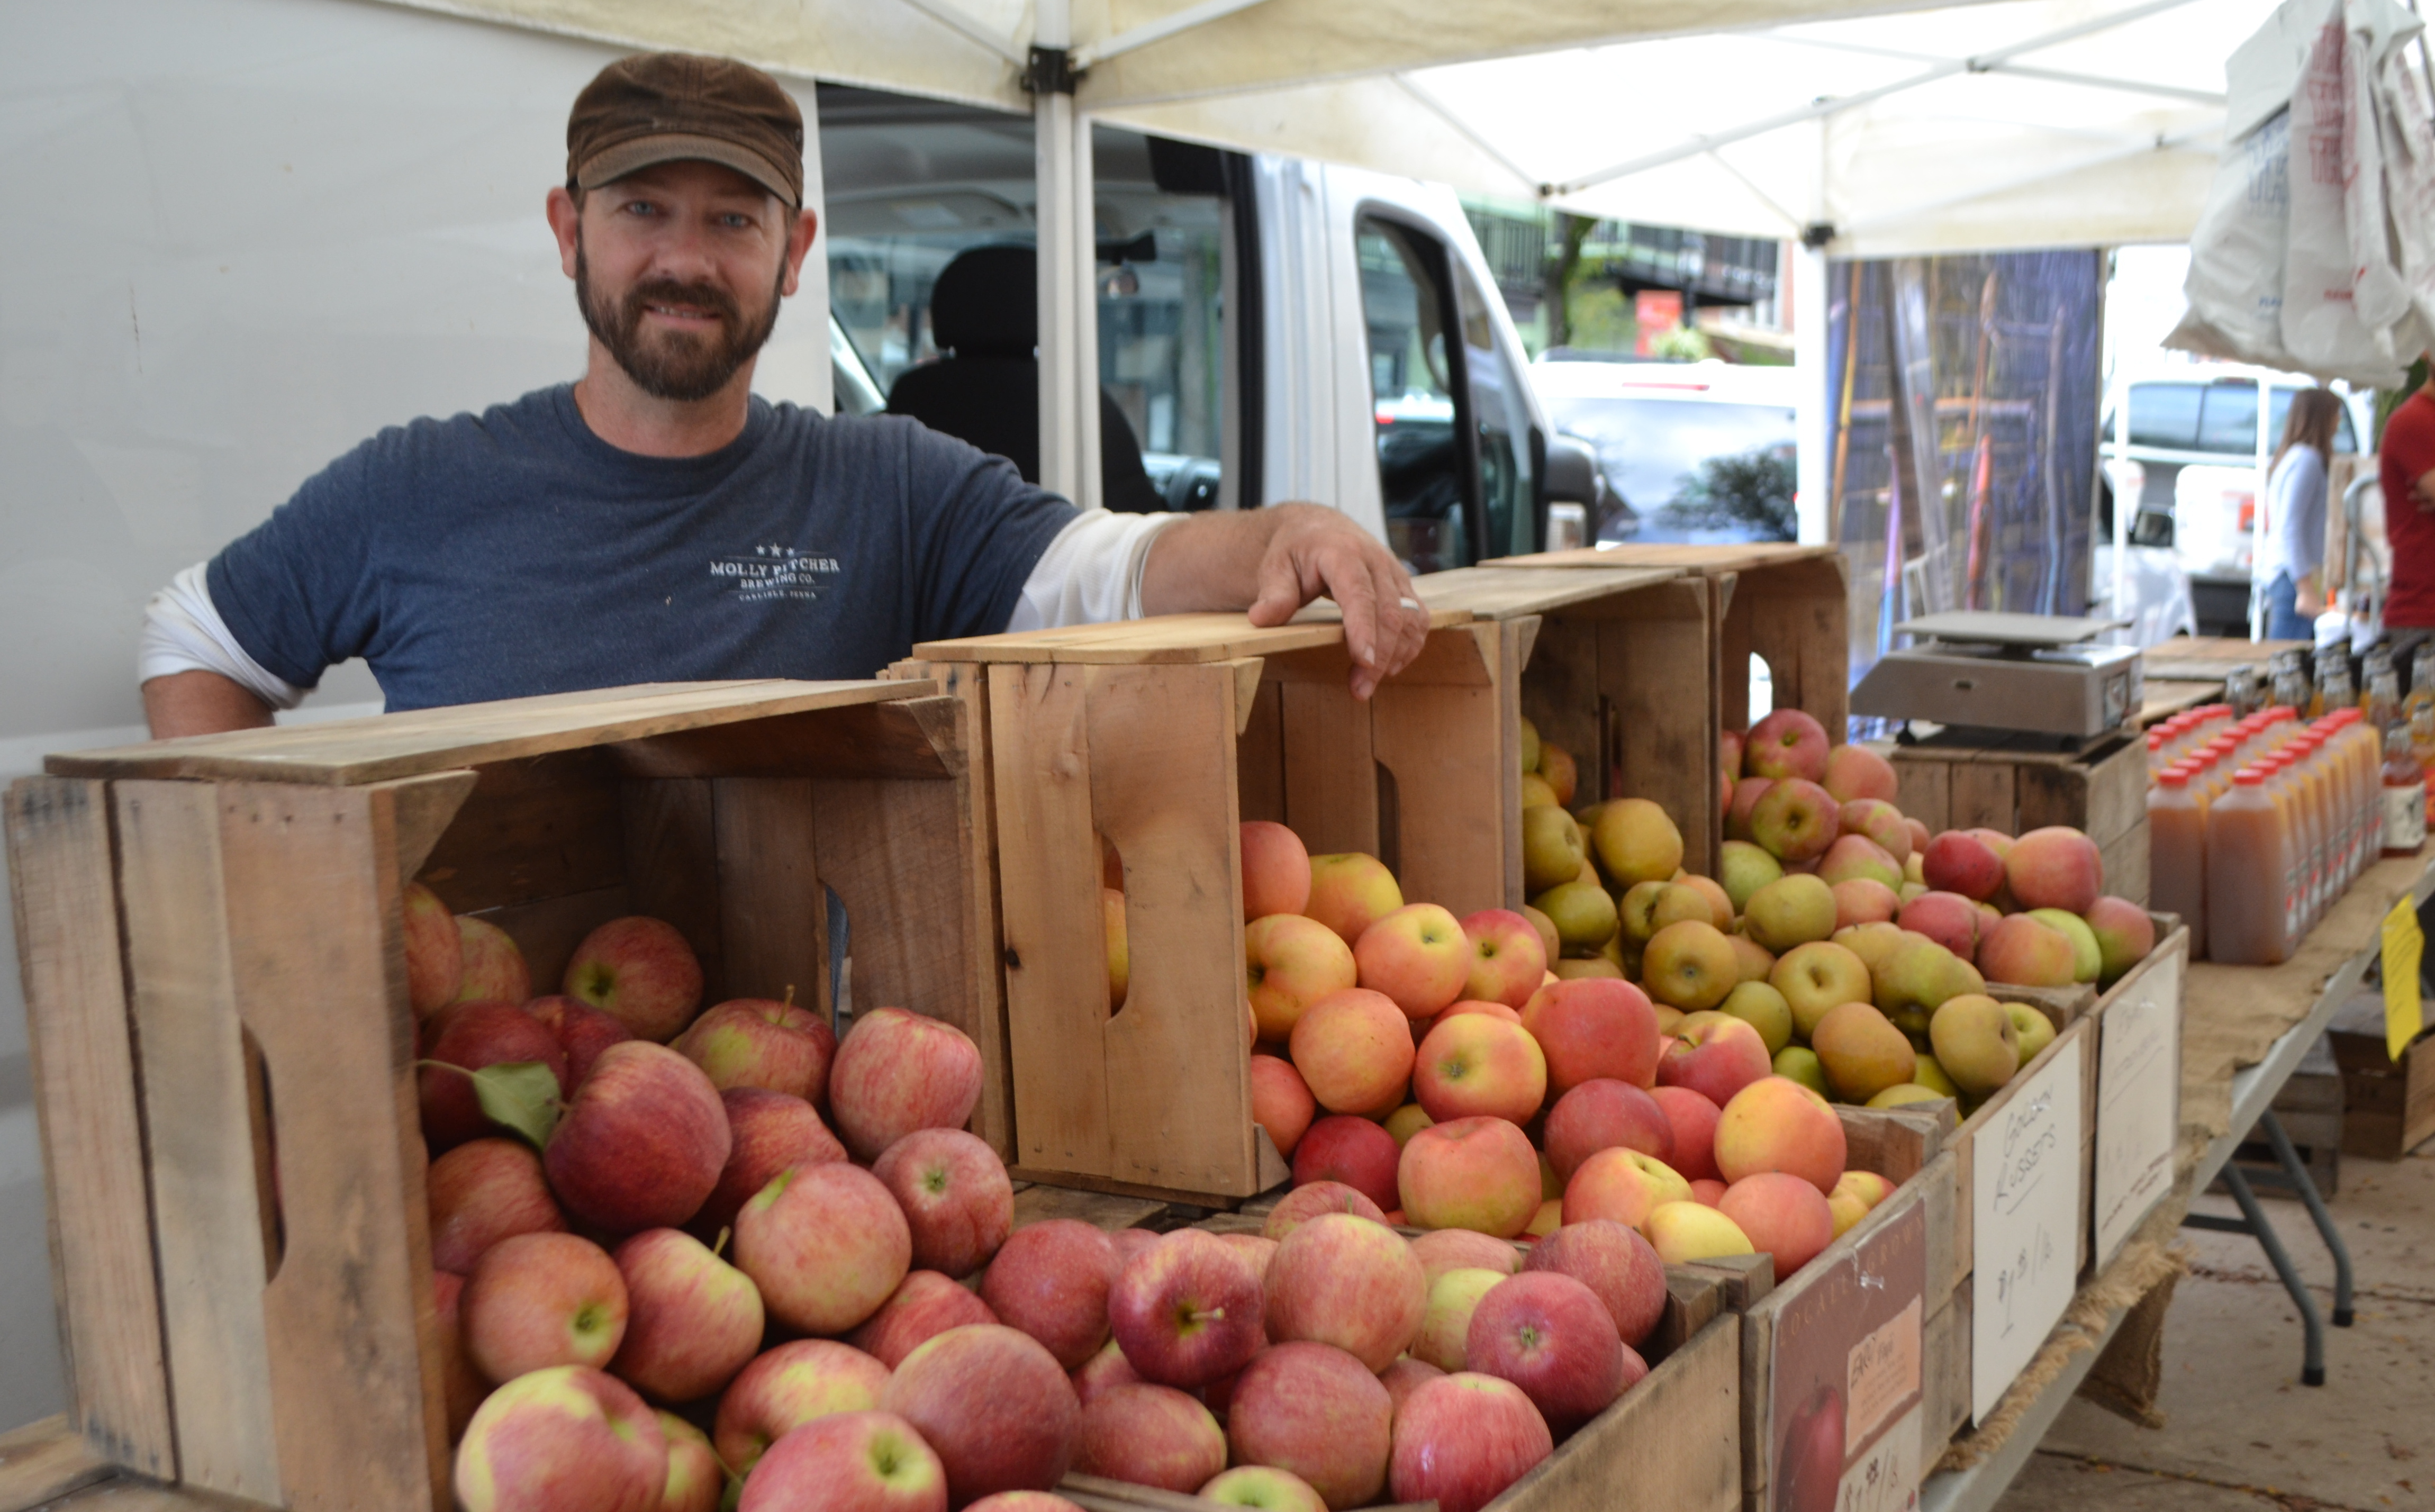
[1460,202,1789,363]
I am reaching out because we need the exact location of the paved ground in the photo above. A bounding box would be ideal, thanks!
[1994,1142,2435,1511]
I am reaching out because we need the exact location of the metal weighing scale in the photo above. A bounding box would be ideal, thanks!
[1850,611,2142,743]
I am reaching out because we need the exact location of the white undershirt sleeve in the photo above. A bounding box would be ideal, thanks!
[137,562,309,710]
[1007,510,1185,631]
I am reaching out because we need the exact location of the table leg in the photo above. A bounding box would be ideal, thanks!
[2256,1108,2355,1327]
[2185,1163,2328,1386]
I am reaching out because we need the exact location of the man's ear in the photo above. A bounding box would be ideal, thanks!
[546,185,582,280]
[779,205,819,298]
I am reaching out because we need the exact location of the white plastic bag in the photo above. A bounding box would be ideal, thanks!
[2170,108,2297,368]
[2280,0,2413,383]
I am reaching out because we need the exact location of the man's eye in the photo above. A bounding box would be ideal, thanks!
[622,201,657,216]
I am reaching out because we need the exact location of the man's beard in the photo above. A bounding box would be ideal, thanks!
[576,238,784,402]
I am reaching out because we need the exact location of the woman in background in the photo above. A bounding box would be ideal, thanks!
[2257,388,2345,641]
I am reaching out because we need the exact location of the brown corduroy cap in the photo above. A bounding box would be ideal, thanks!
[567,53,804,209]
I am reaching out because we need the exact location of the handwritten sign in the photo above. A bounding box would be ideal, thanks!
[1972,1030,2086,1423]
[1846,1296,1922,1452]
[2095,944,2185,1267]
[1835,1404,1921,1512]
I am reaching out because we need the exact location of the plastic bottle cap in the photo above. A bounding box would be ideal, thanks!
[2158,767,2190,787]
[2236,768,2267,785]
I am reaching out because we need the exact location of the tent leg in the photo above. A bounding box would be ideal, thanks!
[1034,0,1101,510]
[1794,240,1829,546]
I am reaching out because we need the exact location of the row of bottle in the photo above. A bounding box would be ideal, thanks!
[2150,707,2426,966]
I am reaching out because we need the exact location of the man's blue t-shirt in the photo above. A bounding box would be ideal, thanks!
[207,385,1079,711]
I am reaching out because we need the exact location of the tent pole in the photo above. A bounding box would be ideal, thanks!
[1795,241,1830,546]
[1034,0,1101,509]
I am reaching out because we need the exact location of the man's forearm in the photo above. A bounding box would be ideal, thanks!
[144,670,274,739]
[1138,506,1295,613]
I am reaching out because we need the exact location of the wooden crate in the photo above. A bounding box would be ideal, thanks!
[1886,729,2151,904]
[1411,564,1722,883]
[2330,1027,2435,1160]
[2088,920,2189,1271]
[5,680,996,1512]
[902,610,1505,1205]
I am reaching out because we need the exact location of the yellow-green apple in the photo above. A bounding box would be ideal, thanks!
[1520,978,1661,1093]
[1262,1180,1389,1239]
[1641,920,1739,1012]
[735,1409,943,1512]
[1649,1085,1723,1181]
[1921,830,2006,900]
[881,1324,1081,1505]
[1561,1146,1691,1228]
[1532,880,1618,955]
[1409,1228,1520,1284]
[463,1231,628,1382]
[1542,1079,1673,1181]
[427,1137,566,1274]
[1717,1172,1836,1277]
[433,1271,486,1440]
[1642,1202,1757,1264]
[1727,777,1776,841]
[1520,807,1587,895]
[1265,1214,1429,1370]
[872,1128,1015,1279]
[1109,1230,1266,1388]
[1523,1218,1668,1348]
[2085,896,2158,982]
[1387,1372,1553,1512]
[1831,920,1906,977]
[1464,1271,1628,1434]
[1898,881,1930,906]
[1071,1339,1144,1406]
[1520,904,1561,965]
[524,994,636,1090]
[404,881,465,1017]
[1656,1015,1774,1107]
[1307,853,1406,947]
[672,997,836,1102]
[1106,886,1129,1012]
[1201,1466,1330,1512]
[420,1001,570,1151]
[1412,1266,1506,1370]
[1905,852,1927,885]
[1822,744,1898,803]
[656,1414,721,1512]
[1718,841,1785,913]
[607,1228,762,1403]
[696,1088,845,1236]
[1356,904,1472,1019]
[1927,995,2020,1097]
[1772,1046,1830,1098]
[734,1161,910,1336]
[1679,875,1736,929]
[1744,874,1837,953]
[1826,1170,1895,1237]
[978,1219,1118,1369]
[1976,914,2079,987]
[828,1008,984,1161]
[1525,1198,1563,1237]
[1590,798,1685,886]
[1247,914,1359,1041]
[1871,935,1985,1034]
[455,916,533,1006]
[1242,820,1314,921]
[1912,1055,1960,1095]
[1836,798,1913,862]
[1751,779,1841,864]
[1399,1116,1541,1238]
[1228,1342,1394,1510]
[1768,940,1871,1040]
[1616,881,1668,947]
[545,1042,728,1234]
[454,1365,665,1512]
[2027,908,2103,982]
[1380,1358,1447,1416]
[2008,1002,2058,1062]
[1521,772,1561,809]
[1812,1002,1916,1102]
[1747,709,1830,783]
[2006,826,2104,913]
[1459,909,1549,1008]
[1867,1084,1948,1110]
[1715,1076,1846,1193]
[1413,1013,1547,1126]
[1832,878,1899,931]
[712,1338,889,1474]
[1435,998,1524,1029]
[1252,1054,1318,1158]
[1289,989,1416,1116]
[1718,981,1794,1055]
[1552,958,1624,982]
[1898,891,1982,962]
[848,1270,1000,1369]
[1074,1383,1227,1493]
[1728,935,1778,985]
[565,916,704,1042]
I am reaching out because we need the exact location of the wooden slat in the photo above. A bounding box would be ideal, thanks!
[113,781,282,1505]
[1890,751,1953,832]
[1495,1315,1742,1512]
[1235,678,1287,826]
[1009,1187,1175,1230]
[612,699,956,782]
[711,779,826,1009]
[413,749,625,914]
[915,609,1466,666]
[217,780,451,1512]
[3,781,174,1481]
[1277,679,1381,862]
[1739,554,1851,739]
[623,779,725,1007]
[1492,619,1533,907]
[388,772,479,884]
[1374,627,1505,922]
[2100,818,2152,908]
[1923,1291,1970,1450]
[0,1417,113,1512]
[472,886,631,1004]
[1597,579,1721,879]
[1948,762,2018,834]
[1493,542,1842,573]
[49,680,928,786]
[1411,564,1683,619]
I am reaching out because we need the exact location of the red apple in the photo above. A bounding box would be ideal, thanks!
[2086,895,2158,981]
[463,1231,628,1383]
[1899,891,1983,963]
[1977,913,2080,988]
[696,1087,846,1236]
[2006,826,2104,914]
[1109,1229,1265,1388]
[1831,878,1901,931]
[1290,1116,1402,1212]
[1247,913,1361,1042]
[1413,1012,1547,1126]
[979,1219,1118,1370]
[1398,1116,1541,1238]
[1691,1178,1728,1206]
[873,1127,1015,1279]
[564,916,703,1043]
[1387,1372,1552,1512]
[1654,1015,1772,1108]
[713,1339,889,1475]
[454,1365,665,1512]
[1305,853,1405,948]
[737,1410,945,1512]
[1242,820,1315,920]
[1225,1341,1393,1510]
[1110,1227,1160,1271]
[427,1137,567,1274]
[673,997,836,1102]
[657,1413,723,1512]
[1459,909,1549,1010]
[1073,1383,1227,1493]
[607,1227,763,1404]
[1380,1358,1446,1416]
[849,1270,1001,1369]
[1288,989,1416,1116]
[546,1042,730,1235]
[1408,1228,1520,1283]
[1262,1179,1389,1240]
[1541,1080,1673,1182]
[881,1324,1081,1506]
[828,1007,984,1161]
[1750,778,1841,864]
[1264,1214,1428,1372]
[964,1498,1087,1512]
[1252,1054,1319,1159]
[1727,776,1776,841]
[1519,978,1661,1093]
[733,1160,908,1335]
[1821,743,1898,803]
[404,881,464,1017]
[1560,1147,1691,1229]
[1714,1077,1847,1194]
[1355,903,1472,1020]
[1523,1219,1667,1348]
[1718,1172,1837,1278]
[1649,1086,1723,1182]
[524,993,636,1089]
[420,1001,569,1151]
[1921,831,2006,901]
[1464,1271,1626,1433]
[433,1270,486,1441]
[1745,710,1830,783]
[1071,1339,1144,1406]
[454,915,533,1006]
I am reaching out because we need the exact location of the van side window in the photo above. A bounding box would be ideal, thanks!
[1452,260,1536,561]
[1357,215,1470,574]
[2127,382,2202,448]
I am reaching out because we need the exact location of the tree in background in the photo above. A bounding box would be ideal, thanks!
[1662,448,1798,541]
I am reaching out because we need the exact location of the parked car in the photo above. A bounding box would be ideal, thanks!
[1527,356,1798,544]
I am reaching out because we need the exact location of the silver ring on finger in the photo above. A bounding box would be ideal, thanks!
[1398,596,1422,611]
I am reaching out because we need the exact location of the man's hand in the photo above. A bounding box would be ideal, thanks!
[1140,503,1431,699]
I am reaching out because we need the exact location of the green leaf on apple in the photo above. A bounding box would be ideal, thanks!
[468,1061,563,1149]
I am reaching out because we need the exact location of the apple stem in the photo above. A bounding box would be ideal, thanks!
[713,1226,732,1260]
[782,983,796,1008]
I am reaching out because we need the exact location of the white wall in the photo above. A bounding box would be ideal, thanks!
[0,0,830,1428]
